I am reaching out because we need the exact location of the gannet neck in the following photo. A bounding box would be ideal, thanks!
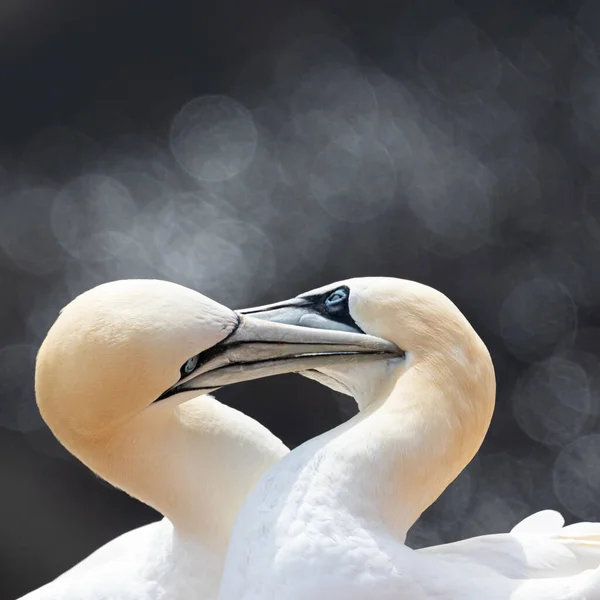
[375,335,496,532]
[70,391,287,547]
[284,349,493,545]
[359,354,494,537]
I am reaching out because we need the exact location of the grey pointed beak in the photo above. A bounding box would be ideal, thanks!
[167,310,400,395]
[239,297,362,333]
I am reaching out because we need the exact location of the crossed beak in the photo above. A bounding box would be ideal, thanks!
[166,299,400,393]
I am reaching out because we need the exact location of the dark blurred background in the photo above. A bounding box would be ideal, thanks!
[1,0,600,597]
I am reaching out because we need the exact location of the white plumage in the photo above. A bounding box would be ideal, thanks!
[24,279,393,599]
[219,277,600,600]
[24,277,600,599]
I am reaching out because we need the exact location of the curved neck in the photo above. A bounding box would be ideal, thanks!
[322,346,495,540]
[71,394,288,552]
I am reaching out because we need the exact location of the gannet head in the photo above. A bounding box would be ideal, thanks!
[36,279,401,447]
[239,277,495,412]
[36,279,228,441]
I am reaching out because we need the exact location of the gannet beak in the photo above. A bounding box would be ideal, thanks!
[239,297,363,333]
[163,311,400,396]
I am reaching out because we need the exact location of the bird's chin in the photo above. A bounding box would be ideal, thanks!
[302,357,406,409]
[302,368,355,397]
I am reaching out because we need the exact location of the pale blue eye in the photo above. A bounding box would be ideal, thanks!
[325,288,347,308]
[183,355,199,375]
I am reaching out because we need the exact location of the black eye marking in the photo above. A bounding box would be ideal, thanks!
[156,315,244,403]
[180,354,200,378]
[301,285,364,333]
[154,352,209,403]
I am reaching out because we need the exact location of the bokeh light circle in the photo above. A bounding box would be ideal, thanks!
[310,134,396,223]
[51,175,138,263]
[513,356,592,447]
[499,277,577,360]
[170,95,257,182]
[554,434,600,521]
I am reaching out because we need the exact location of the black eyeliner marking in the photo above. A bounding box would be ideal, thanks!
[157,314,243,402]
[301,286,364,334]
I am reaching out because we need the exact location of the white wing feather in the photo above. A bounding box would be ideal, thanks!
[419,510,600,581]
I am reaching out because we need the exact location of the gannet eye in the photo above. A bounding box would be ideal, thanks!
[324,288,348,310]
[181,355,199,376]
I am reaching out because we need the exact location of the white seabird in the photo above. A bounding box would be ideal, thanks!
[218,277,600,600]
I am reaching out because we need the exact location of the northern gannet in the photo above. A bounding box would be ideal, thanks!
[219,277,600,600]
[22,279,398,600]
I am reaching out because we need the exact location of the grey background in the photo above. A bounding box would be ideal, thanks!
[1,0,600,597]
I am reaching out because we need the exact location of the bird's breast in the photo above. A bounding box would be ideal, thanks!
[218,441,404,600]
